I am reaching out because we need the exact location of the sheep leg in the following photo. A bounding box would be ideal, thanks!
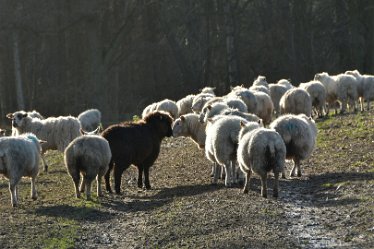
[31,176,38,200]
[41,154,49,172]
[212,162,219,185]
[84,177,93,200]
[97,170,106,197]
[295,158,302,177]
[9,180,18,207]
[273,172,279,198]
[79,177,86,193]
[114,165,125,195]
[143,166,152,190]
[290,159,297,177]
[231,160,236,185]
[71,172,81,198]
[243,169,251,194]
[137,166,144,189]
[223,161,232,188]
[260,174,268,198]
[105,161,114,193]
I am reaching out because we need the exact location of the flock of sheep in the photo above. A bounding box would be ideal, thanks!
[0,69,373,207]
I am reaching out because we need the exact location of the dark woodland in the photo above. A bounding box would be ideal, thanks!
[0,0,373,125]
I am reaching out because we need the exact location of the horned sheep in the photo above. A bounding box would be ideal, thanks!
[6,111,81,172]
[269,114,317,177]
[64,131,111,200]
[0,133,43,207]
[237,123,286,197]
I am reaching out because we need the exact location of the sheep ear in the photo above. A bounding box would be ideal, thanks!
[180,115,185,121]
[38,139,47,144]
[230,85,234,90]
[6,113,13,119]
[207,118,213,123]
[22,113,28,118]
[240,120,246,128]
[207,105,212,110]
[258,119,264,126]
[80,128,86,135]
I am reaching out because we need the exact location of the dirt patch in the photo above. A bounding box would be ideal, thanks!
[0,111,373,248]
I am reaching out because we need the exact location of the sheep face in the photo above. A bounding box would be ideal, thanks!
[145,111,173,137]
[172,116,187,137]
[7,111,27,128]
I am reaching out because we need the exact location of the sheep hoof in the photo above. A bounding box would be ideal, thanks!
[31,195,38,200]
[242,189,248,194]
[144,185,151,190]
[44,165,48,173]
[12,203,18,208]
[262,193,268,198]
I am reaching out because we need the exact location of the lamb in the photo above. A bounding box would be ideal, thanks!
[227,87,257,113]
[277,79,294,90]
[7,110,44,136]
[64,131,111,200]
[0,133,43,207]
[279,88,312,117]
[6,111,81,172]
[299,81,327,117]
[252,75,269,88]
[252,91,274,125]
[269,83,288,117]
[314,72,358,114]
[237,123,286,197]
[176,94,195,116]
[155,99,179,119]
[345,70,374,111]
[191,93,215,113]
[205,116,261,187]
[269,114,317,177]
[102,111,173,194]
[142,102,158,118]
[77,109,102,132]
[172,114,206,149]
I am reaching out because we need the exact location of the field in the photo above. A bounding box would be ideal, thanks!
[0,111,373,249]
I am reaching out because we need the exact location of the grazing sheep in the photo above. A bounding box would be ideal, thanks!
[205,116,261,187]
[102,111,173,194]
[78,108,102,132]
[277,79,294,90]
[299,81,327,117]
[155,99,179,119]
[252,75,269,88]
[0,133,43,207]
[227,86,257,113]
[279,88,312,117]
[249,85,270,95]
[142,102,158,118]
[200,86,216,95]
[64,133,111,200]
[314,72,358,114]
[345,70,374,111]
[172,114,207,149]
[6,112,81,172]
[252,91,274,125]
[269,83,288,117]
[237,123,286,197]
[191,93,215,113]
[176,94,195,116]
[269,114,317,177]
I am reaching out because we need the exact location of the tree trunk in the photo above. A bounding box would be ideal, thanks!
[13,30,25,110]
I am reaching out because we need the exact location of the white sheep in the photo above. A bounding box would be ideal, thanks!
[252,75,269,88]
[205,116,261,187]
[314,72,358,114]
[6,112,81,172]
[142,102,158,118]
[7,110,44,136]
[77,108,102,132]
[249,85,270,95]
[191,93,215,113]
[227,86,257,113]
[277,79,294,90]
[299,81,327,117]
[237,123,286,197]
[200,102,230,123]
[221,109,262,123]
[269,114,317,177]
[269,83,288,117]
[252,91,274,125]
[200,86,216,95]
[176,94,195,116]
[64,133,111,200]
[155,99,179,119]
[345,70,374,111]
[279,88,312,117]
[0,133,43,207]
[172,114,207,149]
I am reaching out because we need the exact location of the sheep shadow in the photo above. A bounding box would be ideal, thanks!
[34,204,113,222]
[278,171,374,208]
[101,183,224,213]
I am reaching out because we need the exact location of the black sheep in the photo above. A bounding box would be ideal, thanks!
[102,111,173,194]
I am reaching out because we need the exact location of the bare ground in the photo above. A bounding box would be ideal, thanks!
[0,111,373,249]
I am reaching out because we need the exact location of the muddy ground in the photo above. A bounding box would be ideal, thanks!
[0,111,373,249]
